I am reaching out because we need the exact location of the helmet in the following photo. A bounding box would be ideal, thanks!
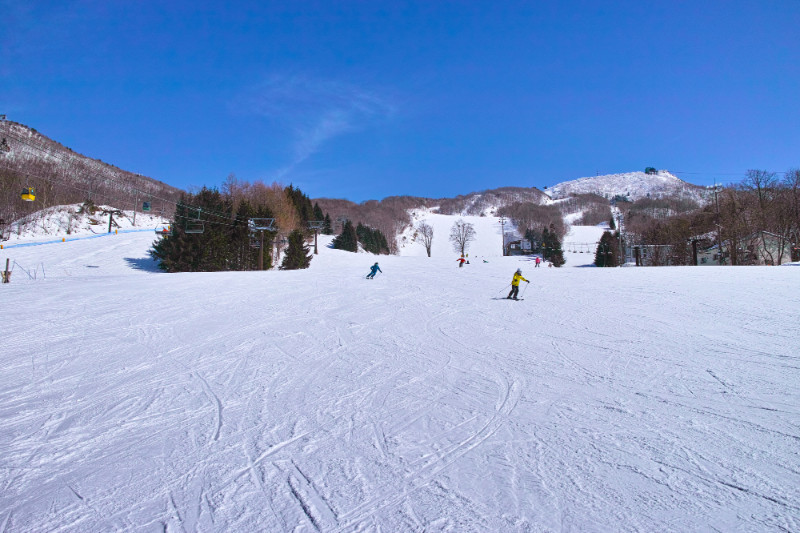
[374,262,379,265]
[516,269,522,273]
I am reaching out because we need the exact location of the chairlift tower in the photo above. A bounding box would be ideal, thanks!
[102,208,123,233]
[249,218,275,270]
[308,220,324,254]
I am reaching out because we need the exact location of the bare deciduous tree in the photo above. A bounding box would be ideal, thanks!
[416,221,434,257]
[449,219,476,256]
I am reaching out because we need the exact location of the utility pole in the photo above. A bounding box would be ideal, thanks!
[499,217,506,256]
[714,181,724,265]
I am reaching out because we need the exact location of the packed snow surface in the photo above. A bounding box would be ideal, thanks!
[1,230,799,532]
[398,210,508,258]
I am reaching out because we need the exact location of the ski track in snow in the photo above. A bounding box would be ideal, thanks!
[1,231,799,532]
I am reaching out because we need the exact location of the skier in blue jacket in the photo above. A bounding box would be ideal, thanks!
[366,262,382,279]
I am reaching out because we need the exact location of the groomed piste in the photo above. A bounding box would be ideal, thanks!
[1,227,798,532]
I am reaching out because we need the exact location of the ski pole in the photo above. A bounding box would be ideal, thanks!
[520,283,530,298]
[497,284,510,295]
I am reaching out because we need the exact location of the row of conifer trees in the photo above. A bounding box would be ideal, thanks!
[149,184,391,272]
[331,220,390,254]
[150,185,316,272]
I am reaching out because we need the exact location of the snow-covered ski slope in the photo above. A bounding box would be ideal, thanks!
[398,210,508,258]
[2,231,799,532]
[397,209,608,267]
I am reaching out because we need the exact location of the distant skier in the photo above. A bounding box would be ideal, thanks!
[366,262,382,279]
[507,268,529,300]
[535,257,541,268]
[457,256,466,268]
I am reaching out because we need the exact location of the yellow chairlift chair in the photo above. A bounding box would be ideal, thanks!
[21,187,36,201]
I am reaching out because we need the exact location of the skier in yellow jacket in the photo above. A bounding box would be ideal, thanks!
[507,268,529,300]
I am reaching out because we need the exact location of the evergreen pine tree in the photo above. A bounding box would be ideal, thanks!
[313,203,325,222]
[231,200,258,271]
[281,229,312,269]
[594,231,620,267]
[150,188,276,272]
[356,223,373,253]
[332,220,358,252]
[542,224,565,267]
[353,223,390,254]
[541,227,551,261]
[285,185,314,223]
[150,188,232,272]
[525,228,543,255]
[376,230,390,254]
[322,213,333,235]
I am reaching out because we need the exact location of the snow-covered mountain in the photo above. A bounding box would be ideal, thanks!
[546,170,711,204]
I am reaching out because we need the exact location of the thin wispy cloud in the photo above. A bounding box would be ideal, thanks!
[238,75,395,179]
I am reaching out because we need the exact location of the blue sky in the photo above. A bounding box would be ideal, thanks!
[3,1,799,202]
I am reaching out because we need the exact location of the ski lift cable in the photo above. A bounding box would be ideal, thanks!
[1,162,243,231]
[2,130,260,226]
[1,163,167,214]
[0,134,236,223]
[0,156,146,208]
[1,162,128,205]
[1,146,253,230]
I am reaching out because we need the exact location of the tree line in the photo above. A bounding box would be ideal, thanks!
[330,220,391,255]
[619,169,800,265]
[149,180,316,272]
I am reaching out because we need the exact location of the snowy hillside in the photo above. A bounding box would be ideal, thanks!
[547,170,710,203]
[397,208,609,267]
[398,209,508,259]
[1,120,182,202]
[1,227,798,532]
[1,203,169,243]
[435,187,549,217]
